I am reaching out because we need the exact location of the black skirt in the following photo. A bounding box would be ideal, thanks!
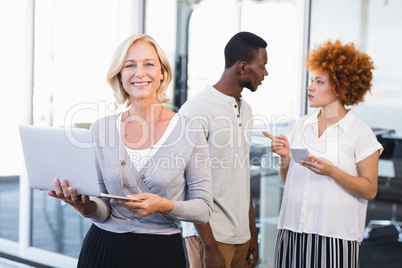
[77,224,186,268]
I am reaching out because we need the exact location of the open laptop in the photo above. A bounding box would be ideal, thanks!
[19,125,141,201]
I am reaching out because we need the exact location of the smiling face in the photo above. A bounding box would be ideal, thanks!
[307,70,338,108]
[243,47,268,92]
[120,41,164,102]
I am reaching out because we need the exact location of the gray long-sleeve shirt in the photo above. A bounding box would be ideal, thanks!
[83,113,213,235]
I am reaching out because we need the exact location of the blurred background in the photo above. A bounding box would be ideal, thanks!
[1,0,401,267]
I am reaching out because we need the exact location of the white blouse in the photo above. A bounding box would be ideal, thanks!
[117,113,179,171]
[278,109,383,242]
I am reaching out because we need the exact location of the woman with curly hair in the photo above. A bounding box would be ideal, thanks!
[263,40,383,268]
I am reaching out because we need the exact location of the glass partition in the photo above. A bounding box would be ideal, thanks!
[31,190,92,257]
[0,0,180,265]
[309,0,402,136]
[0,176,19,242]
[309,0,402,266]
[145,0,177,105]
[0,0,28,243]
[187,1,306,266]
[29,0,132,258]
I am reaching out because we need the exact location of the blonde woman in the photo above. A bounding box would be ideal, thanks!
[47,34,212,267]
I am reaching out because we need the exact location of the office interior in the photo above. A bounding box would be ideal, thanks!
[1,0,401,267]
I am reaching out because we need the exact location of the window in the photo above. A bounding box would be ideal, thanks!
[187,1,307,266]
[145,0,177,107]
[30,0,132,259]
[0,1,135,266]
[0,0,29,243]
[308,1,402,266]
[309,0,402,136]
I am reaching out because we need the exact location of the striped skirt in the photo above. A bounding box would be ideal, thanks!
[77,224,186,268]
[275,229,360,268]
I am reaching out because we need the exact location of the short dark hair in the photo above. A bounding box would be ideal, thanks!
[224,32,267,68]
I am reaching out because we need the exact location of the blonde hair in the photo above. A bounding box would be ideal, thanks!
[106,34,172,106]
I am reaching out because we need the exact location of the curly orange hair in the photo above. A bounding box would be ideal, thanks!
[306,40,374,106]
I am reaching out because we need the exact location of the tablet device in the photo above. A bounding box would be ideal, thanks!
[100,193,142,202]
[19,125,142,202]
[290,147,310,163]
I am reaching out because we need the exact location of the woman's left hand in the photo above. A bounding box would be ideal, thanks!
[300,154,335,176]
[114,193,174,218]
[46,178,96,215]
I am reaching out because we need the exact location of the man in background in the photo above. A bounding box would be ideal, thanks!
[180,31,269,268]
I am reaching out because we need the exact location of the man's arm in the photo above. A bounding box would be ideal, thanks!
[194,223,226,268]
[246,193,259,267]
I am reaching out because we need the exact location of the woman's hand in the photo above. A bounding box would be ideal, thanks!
[115,193,174,218]
[46,178,96,215]
[300,155,335,176]
[263,131,291,183]
[262,131,290,158]
[301,151,380,200]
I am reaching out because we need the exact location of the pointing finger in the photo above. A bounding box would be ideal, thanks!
[262,131,275,140]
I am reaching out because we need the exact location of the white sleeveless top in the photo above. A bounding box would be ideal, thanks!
[117,112,179,171]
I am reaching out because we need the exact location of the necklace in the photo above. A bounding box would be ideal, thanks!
[119,106,164,194]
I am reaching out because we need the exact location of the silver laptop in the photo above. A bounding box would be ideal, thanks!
[19,125,101,196]
[19,125,141,201]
